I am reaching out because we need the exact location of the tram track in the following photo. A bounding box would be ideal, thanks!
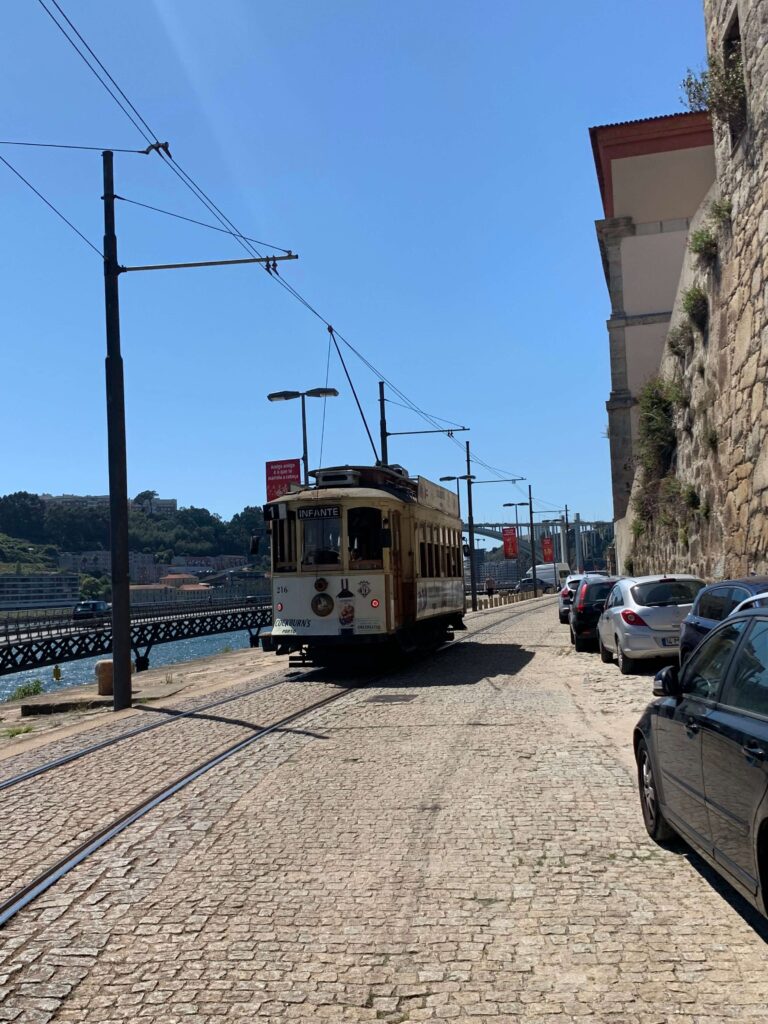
[0,598,548,929]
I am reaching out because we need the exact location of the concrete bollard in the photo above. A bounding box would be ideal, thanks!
[95,660,113,696]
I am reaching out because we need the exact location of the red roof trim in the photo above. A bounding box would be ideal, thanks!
[589,111,713,217]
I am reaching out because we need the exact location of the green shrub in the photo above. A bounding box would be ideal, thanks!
[688,226,719,268]
[667,322,695,358]
[682,284,709,332]
[709,197,732,226]
[683,485,700,511]
[5,679,43,702]
[4,725,33,738]
[631,520,645,540]
[678,526,689,548]
[637,378,677,478]
[682,51,747,136]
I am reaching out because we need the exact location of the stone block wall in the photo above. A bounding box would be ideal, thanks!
[625,0,768,578]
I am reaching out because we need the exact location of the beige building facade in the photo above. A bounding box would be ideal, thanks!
[590,113,715,533]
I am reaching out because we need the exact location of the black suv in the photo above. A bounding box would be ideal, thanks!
[679,576,768,663]
[569,575,621,652]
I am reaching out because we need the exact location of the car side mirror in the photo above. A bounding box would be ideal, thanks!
[463,544,470,557]
[653,664,682,698]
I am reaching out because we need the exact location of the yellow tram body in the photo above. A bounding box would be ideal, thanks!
[263,465,466,657]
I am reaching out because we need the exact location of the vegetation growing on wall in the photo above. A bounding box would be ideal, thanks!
[682,50,747,136]
[682,284,709,332]
[667,321,695,359]
[709,197,732,226]
[688,226,719,269]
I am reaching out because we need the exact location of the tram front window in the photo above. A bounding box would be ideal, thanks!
[301,519,341,567]
[347,507,383,570]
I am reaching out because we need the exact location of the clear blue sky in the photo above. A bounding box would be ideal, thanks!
[1,0,706,533]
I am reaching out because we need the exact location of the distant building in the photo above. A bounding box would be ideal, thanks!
[41,493,178,514]
[58,550,159,583]
[0,573,79,611]
[590,112,715,521]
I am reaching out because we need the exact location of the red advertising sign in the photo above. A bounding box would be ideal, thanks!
[502,526,518,559]
[266,459,301,501]
[541,536,555,563]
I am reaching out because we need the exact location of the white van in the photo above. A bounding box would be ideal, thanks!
[524,563,570,589]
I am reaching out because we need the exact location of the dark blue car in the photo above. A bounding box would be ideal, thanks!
[634,608,768,918]
[679,576,768,664]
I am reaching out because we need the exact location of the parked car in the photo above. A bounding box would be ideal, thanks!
[558,574,583,624]
[679,576,768,663]
[72,600,111,621]
[568,575,620,651]
[598,574,704,674]
[514,577,553,595]
[634,608,768,918]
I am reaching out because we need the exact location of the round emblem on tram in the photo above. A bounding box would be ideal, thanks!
[311,593,334,617]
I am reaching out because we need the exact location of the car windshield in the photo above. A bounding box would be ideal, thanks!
[586,581,614,602]
[631,579,703,607]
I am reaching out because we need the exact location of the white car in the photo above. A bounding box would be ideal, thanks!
[558,574,583,624]
[597,574,705,674]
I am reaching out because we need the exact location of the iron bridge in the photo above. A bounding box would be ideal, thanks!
[0,601,273,677]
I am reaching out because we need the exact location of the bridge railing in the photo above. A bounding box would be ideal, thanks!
[0,594,272,643]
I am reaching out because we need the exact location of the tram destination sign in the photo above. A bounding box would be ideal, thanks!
[297,505,341,520]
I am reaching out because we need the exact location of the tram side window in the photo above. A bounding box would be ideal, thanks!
[273,515,297,573]
[347,507,384,570]
[302,518,341,567]
[419,529,428,578]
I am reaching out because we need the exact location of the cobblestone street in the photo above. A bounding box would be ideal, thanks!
[3,599,768,1023]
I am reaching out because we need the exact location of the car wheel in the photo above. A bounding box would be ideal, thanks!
[569,626,576,646]
[574,634,587,652]
[599,635,613,663]
[559,611,569,624]
[636,739,675,843]
[616,638,637,675]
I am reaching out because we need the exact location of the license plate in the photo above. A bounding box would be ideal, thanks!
[661,636,679,647]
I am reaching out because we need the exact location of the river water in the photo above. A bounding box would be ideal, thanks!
[0,631,255,702]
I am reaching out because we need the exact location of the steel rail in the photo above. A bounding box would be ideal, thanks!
[0,686,350,928]
[0,600,549,928]
[0,674,293,793]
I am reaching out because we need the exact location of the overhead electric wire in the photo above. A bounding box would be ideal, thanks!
[0,140,147,153]
[0,153,102,257]
[39,0,549,499]
[114,195,293,252]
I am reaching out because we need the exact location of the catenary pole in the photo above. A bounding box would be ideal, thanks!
[300,393,309,485]
[102,151,132,711]
[466,441,478,612]
[528,484,537,599]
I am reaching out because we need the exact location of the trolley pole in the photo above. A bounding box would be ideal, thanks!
[102,150,132,712]
[300,393,309,486]
[528,484,537,599]
[379,381,388,466]
[466,441,478,612]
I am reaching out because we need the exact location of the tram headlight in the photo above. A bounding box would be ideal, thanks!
[370,598,380,609]
[276,602,284,612]
[314,578,328,592]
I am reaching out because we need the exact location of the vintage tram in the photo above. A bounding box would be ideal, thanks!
[262,464,466,660]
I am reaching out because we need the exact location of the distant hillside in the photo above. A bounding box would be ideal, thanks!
[0,491,264,563]
[0,533,59,574]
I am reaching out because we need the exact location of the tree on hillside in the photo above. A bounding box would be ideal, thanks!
[0,492,46,542]
[134,489,159,515]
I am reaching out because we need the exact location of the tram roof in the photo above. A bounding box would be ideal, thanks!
[270,485,412,504]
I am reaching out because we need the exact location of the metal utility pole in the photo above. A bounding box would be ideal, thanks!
[102,151,132,712]
[574,513,584,572]
[379,381,388,466]
[564,504,571,567]
[466,441,478,612]
[528,484,537,598]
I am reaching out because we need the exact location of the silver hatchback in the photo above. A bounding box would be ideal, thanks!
[597,574,705,675]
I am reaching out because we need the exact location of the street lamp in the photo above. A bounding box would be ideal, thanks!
[503,501,528,587]
[267,388,339,485]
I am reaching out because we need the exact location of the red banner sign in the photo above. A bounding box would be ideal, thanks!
[266,459,301,501]
[541,536,555,563]
[502,526,518,559]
